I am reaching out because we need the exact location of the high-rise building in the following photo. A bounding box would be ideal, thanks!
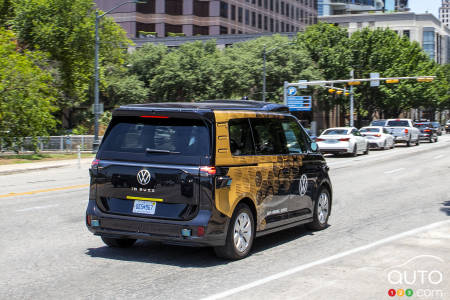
[440,0,450,28]
[95,0,317,38]
[383,0,408,12]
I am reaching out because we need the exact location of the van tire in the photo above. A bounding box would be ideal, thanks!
[214,203,255,260]
[101,236,136,248]
[306,188,331,231]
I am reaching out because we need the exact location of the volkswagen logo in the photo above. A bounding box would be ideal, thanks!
[299,174,308,196]
[137,169,151,186]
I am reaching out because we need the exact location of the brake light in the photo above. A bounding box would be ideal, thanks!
[200,166,216,175]
[424,129,431,132]
[86,214,91,226]
[197,226,205,237]
[375,134,381,137]
[91,159,100,167]
[316,138,325,142]
[404,129,409,134]
[140,115,169,119]
[339,138,350,142]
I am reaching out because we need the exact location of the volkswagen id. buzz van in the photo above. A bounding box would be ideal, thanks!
[86,100,332,259]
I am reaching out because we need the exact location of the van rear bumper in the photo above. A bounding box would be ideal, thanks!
[86,200,228,247]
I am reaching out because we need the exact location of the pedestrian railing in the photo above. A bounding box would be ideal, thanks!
[0,135,103,153]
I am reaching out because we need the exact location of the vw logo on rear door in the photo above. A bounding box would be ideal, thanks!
[137,169,151,186]
[299,174,308,196]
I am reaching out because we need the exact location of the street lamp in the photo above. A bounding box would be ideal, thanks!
[93,0,147,152]
[262,41,296,102]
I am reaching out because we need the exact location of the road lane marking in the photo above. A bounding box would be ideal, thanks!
[0,184,89,199]
[201,220,450,300]
[434,154,444,159]
[16,204,59,212]
[384,168,405,174]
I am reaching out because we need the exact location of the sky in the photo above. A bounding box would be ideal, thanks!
[408,0,442,19]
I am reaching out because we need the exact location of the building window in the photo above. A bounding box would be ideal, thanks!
[136,22,156,38]
[220,1,228,18]
[194,0,209,17]
[231,28,236,34]
[258,0,262,6]
[423,31,435,60]
[286,3,289,17]
[296,7,299,21]
[258,14,262,28]
[220,26,228,34]
[281,1,284,15]
[276,20,279,32]
[231,5,236,20]
[403,30,410,39]
[165,23,182,36]
[264,15,268,30]
[275,0,279,13]
[238,7,243,22]
[245,9,250,25]
[166,0,182,15]
[270,0,273,11]
[252,11,256,27]
[193,25,209,35]
[137,0,155,14]
[270,18,274,32]
[281,21,284,32]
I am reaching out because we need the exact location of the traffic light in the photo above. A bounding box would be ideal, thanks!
[336,91,343,95]
[328,88,336,93]
[348,81,361,86]
[386,79,399,84]
[417,77,434,82]
[344,92,350,96]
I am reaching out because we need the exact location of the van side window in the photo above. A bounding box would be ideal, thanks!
[250,118,288,155]
[281,119,308,153]
[228,119,255,155]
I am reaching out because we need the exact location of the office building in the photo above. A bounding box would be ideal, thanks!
[440,0,449,28]
[320,12,450,64]
[95,0,317,38]
[318,0,384,16]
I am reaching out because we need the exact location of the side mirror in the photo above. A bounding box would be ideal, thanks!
[310,142,318,152]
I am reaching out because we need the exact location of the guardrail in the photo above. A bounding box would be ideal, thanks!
[0,135,103,153]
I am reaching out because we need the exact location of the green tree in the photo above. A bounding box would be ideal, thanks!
[0,29,57,152]
[104,65,148,107]
[12,0,130,128]
[0,0,13,27]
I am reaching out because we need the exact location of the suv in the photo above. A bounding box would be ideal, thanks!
[414,122,438,143]
[86,100,332,260]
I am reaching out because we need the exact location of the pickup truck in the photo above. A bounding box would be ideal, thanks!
[385,119,420,147]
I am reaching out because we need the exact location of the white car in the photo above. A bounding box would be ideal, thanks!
[316,127,369,156]
[360,126,395,150]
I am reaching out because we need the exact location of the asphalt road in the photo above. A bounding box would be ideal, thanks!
[0,136,449,300]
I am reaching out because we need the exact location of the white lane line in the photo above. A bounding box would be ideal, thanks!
[201,220,450,300]
[15,204,59,212]
[434,154,444,159]
[384,168,405,174]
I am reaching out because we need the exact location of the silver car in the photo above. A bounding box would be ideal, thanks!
[360,126,395,150]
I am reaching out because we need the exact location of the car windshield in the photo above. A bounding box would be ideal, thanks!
[360,128,380,133]
[386,120,410,127]
[431,122,440,127]
[371,120,386,126]
[322,129,349,135]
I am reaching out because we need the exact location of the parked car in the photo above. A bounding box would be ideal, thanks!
[385,119,420,147]
[414,122,439,143]
[369,119,387,127]
[86,100,332,260]
[316,127,369,156]
[360,126,395,150]
[429,122,442,136]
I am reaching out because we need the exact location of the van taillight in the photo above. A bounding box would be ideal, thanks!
[140,115,169,119]
[91,159,100,170]
[404,129,409,134]
[200,166,216,175]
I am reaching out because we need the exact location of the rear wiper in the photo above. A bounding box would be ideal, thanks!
[145,148,180,154]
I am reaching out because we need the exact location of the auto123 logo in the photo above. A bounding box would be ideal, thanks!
[384,255,446,299]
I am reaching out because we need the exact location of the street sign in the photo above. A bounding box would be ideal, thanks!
[91,103,104,114]
[287,87,297,96]
[370,72,380,87]
[298,80,308,89]
[287,96,312,111]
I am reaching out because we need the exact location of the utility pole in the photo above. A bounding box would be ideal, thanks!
[262,45,266,102]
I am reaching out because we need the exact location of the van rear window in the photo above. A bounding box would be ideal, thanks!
[98,117,211,164]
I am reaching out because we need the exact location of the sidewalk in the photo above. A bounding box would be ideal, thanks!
[0,157,94,175]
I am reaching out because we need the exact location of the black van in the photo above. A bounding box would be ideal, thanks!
[86,100,332,259]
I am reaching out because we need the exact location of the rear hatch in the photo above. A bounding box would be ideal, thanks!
[385,120,410,137]
[92,114,212,220]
